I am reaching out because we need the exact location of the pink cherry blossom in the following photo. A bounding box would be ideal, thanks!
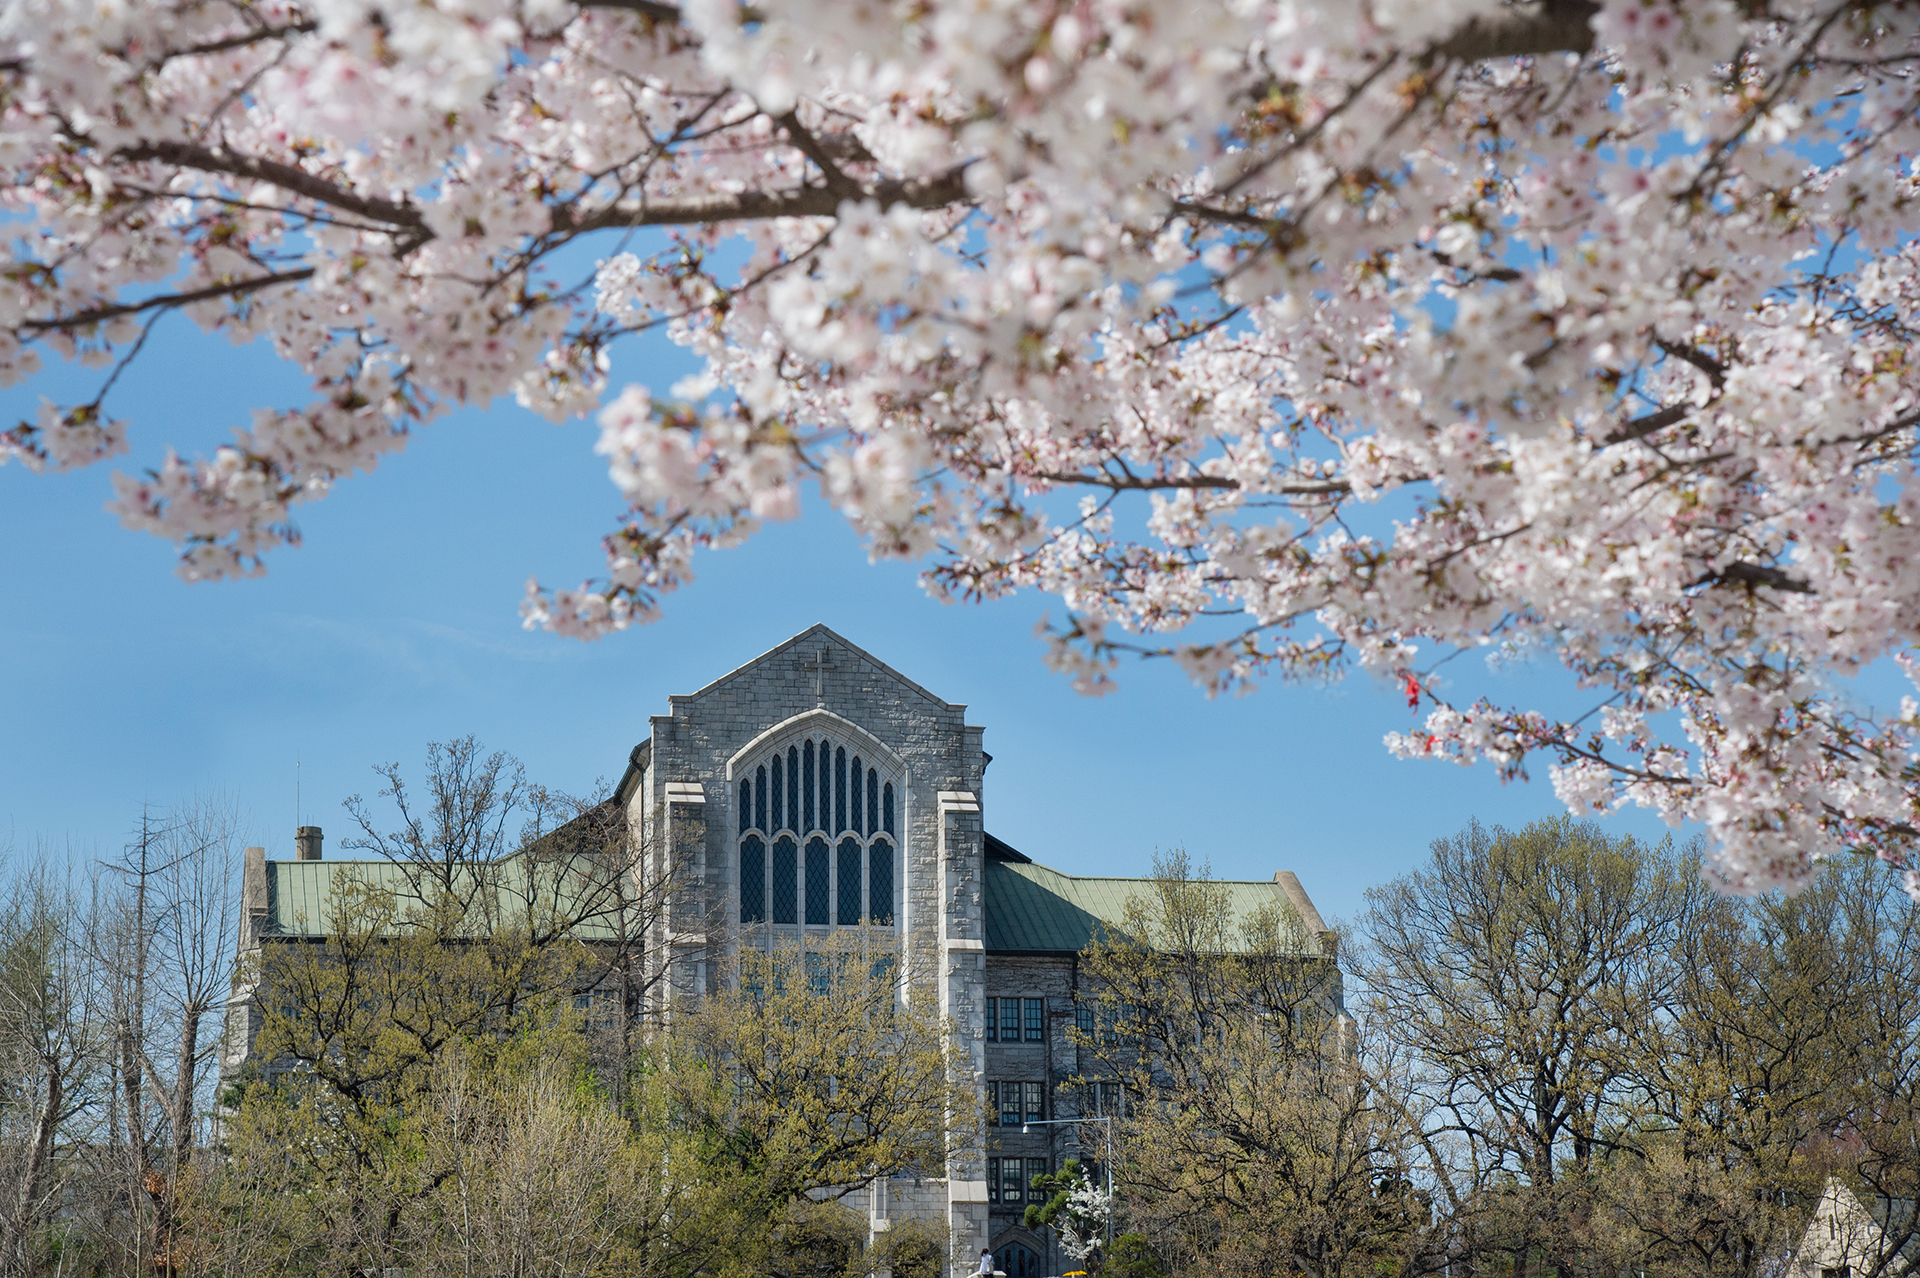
[3,0,1918,892]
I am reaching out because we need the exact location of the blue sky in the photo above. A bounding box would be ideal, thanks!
[0,304,1701,929]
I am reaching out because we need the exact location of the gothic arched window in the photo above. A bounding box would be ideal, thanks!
[738,733,900,929]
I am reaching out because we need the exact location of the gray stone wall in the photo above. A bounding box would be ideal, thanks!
[624,625,992,1273]
[983,954,1089,1271]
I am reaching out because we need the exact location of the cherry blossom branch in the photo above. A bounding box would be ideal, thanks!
[561,166,973,229]
[1028,470,1352,496]
[1427,0,1601,61]
[112,141,427,236]
[18,269,318,333]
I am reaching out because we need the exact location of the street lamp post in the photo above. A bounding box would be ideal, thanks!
[1019,1116,1115,1253]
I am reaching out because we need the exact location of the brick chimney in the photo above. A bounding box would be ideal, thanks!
[295,825,323,861]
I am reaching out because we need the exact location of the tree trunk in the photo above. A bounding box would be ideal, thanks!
[4,1059,64,1276]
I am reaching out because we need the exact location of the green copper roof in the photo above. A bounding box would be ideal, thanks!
[265,854,628,940]
[267,859,410,936]
[982,859,1324,956]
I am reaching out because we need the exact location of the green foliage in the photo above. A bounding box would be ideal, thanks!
[1023,1156,1100,1235]
[865,1218,949,1278]
[1103,1233,1165,1278]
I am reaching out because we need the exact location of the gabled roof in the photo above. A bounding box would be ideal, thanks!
[982,853,1325,957]
[680,624,960,713]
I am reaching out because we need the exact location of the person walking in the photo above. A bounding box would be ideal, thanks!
[978,1249,995,1277]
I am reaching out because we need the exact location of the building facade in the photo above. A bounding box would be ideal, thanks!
[228,624,1341,1277]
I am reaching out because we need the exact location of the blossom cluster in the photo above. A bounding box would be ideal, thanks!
[3,0,1918,890]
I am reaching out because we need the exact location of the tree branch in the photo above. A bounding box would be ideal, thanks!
[1690,561,1814,595]
[1029,470,1352,496]
[559,165,973,231]
[578,0,687,22]
[1604,402,1691,446]
[113,141,427,234]
[778,113,861,198]
[1427,0,1601,61]
[18,268,317,333]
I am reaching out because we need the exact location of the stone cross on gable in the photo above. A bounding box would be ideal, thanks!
[799,646,836,706]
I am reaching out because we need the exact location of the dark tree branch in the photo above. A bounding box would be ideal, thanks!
[1030,470,1351,496]
[559,165,973,230]
[160,20,320,60]
[1428,0,1601,61]
[113,141,427,233]
[578,0,687,21]
[778,113,861,198]
[1605,402,1691,445]
[1691,561,1815,595]
[1655,336,1728,386]
[18,268,317,332]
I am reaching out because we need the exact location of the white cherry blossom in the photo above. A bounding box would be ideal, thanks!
[3,0,1918,891]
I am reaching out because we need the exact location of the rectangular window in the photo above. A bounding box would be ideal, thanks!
[1000,1158,1025,1205]
[985,997,997,1042]
[1097,1081,1121,1117]
[1025,1157,1050,1203]
[1023,1081,1045,1124]
[1074,1003,1094,1036]
[1000,998,1021,1042]
[987,1158,1001,1204]
[1025,997,1045,1042]
[1000,1082,1021,1129]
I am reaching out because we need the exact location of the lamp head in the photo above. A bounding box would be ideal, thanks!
[1021,1125,1029,1134]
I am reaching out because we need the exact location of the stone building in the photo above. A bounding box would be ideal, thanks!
[228,624,1341,1278]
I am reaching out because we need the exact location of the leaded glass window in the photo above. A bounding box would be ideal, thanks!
[772,836,798,925]
[818,743,830,833]
[1025,998,1046,1042]
[740,835,765,922]
[834,747,847,833]
[999,1082,1021,1128]
[869,838,893,924]
[850,754,862,832]
[1023,1082,1045,1124]
[805,838,831,926]
[837,837,863,925]
[1000,998,1020,1041]
[984,997,997,1042]
[737,735,900,931]
[786,746,799,831]
[987,1158,1001,1204]
[803,741,815,831]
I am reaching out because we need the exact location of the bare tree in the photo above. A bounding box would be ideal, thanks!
[1357,816,1703,1278]
[91,799,244,1273]
[0,852,107,1277]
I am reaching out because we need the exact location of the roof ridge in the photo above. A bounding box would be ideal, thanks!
[1011,856,1285,890]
